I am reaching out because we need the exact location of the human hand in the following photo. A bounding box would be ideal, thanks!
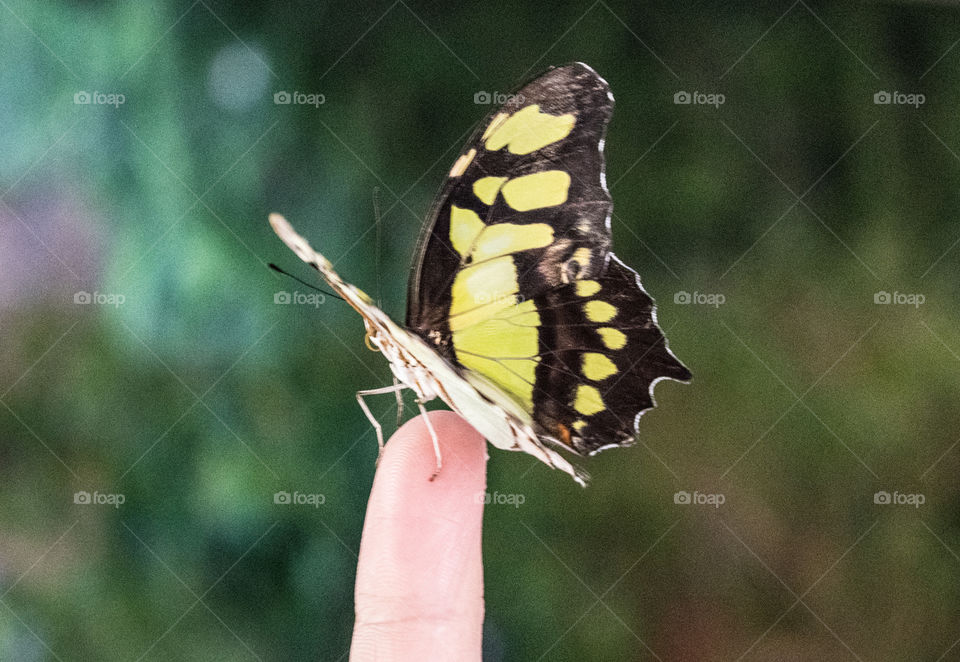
[350,411,487,661]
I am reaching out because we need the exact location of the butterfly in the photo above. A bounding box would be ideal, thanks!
[269,62,690,485]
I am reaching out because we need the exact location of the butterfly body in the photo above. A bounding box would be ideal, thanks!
[269,213,584,481]
[271,63,690,485]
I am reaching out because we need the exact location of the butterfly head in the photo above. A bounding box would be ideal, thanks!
[269,213,334,272]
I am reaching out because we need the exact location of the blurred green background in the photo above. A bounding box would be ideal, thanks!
[2,1,959,660]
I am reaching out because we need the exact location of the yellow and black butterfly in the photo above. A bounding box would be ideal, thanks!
[270,62,690,485]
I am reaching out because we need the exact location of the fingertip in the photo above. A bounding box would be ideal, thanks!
[361,410,488,552]
[379,410,487,498]
[352,411,487,661]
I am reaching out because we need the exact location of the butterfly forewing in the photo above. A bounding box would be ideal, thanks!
[406,63,614,334]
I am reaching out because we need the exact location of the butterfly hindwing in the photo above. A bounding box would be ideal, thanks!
[532,256,691,454]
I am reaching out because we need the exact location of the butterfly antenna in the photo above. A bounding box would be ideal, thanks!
[268,263,345,302]
[373,186,383,308]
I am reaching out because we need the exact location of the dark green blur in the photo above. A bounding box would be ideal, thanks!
[1,1,958,660]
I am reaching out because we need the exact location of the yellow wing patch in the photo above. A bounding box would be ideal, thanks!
[597,327,627,350]
[575,280,601,297]
[449,148,477,177]
[453,298,541,409]
[450,205,486,258]
[582,353,617,381]
[501,170,571,211]
[482,112,510,140]
[451,206,553,264]
[484,105,576,155]
[473,176,507,205]
[449,256,518,331]
[574,384,605,416]
[472,222,554,262]
[448,194,556,336]
[585,300,617,323]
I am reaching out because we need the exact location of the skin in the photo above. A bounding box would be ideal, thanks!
[351,411,487,661]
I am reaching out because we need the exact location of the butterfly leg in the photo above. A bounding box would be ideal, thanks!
[356,383,408,464]
[393,376,404,427]
[416,400,442,481]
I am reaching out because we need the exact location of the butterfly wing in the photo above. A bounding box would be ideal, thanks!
[530,256,691,454]
[406,62,689,455]
[407,62,614,329]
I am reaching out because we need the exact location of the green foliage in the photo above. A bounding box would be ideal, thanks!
[2,1,959,660]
